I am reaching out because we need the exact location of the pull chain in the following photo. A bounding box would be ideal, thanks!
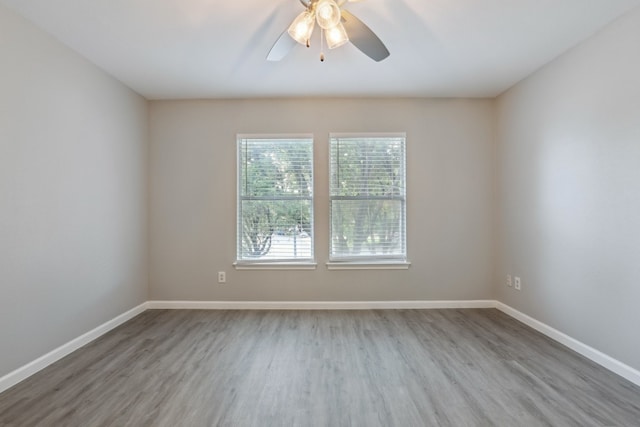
[320,29,325,62]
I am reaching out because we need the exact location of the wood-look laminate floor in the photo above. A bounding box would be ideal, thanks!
[1,309,639,427]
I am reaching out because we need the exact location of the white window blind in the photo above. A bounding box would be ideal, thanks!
[329,134,406,261]
[237,135,314,262]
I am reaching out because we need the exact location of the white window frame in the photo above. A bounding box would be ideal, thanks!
[234,134,316,270]
[327,132,410,270]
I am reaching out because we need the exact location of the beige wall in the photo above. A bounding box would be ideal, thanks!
[149,98,495,301]
[495,7,640,370]
[0,6,148,377]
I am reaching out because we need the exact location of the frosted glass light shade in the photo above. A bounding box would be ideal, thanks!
[325,22,349,49]
[288,11,315,45]
[315,0,341,30]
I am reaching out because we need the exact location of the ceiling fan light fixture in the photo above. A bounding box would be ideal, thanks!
[288,10,315,45]
[315,0,341,30]
[325,22,349,49]
[269,0,390,62]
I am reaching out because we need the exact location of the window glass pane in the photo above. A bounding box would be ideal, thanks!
[240,199,312,260]
[237,136,313,262]
[331,199,404,258]
[241,139,313,198]
[331,137,405,198]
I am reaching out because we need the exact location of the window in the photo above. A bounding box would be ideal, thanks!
[329,133,407,263]
[237,135,314,264]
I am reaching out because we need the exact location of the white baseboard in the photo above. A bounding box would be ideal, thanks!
[146,300,496,310]
[0,302,148,394]
[495,302,640,387]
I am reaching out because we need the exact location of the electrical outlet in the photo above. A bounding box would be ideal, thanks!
[218,271,226,283]
[507,275,512,287]
[514,276,521,291]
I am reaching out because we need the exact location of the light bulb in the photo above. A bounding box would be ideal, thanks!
[325,22,349,49]
[288,11,315,45]
[315,0,341,30]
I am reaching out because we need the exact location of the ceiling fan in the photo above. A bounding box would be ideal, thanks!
[267,0,390,62]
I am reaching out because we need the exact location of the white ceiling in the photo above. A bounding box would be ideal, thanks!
[2,0,639,99]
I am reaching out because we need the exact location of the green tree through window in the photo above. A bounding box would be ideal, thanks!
[237,136,313,262]
[329,134,407,261]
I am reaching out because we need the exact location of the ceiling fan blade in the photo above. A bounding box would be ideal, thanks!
[341,9,390,62]
[267,30,297,61]
[300,0,311,7]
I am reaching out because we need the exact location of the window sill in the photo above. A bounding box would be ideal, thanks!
[234,261,317,271]
[326,261,411,270]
